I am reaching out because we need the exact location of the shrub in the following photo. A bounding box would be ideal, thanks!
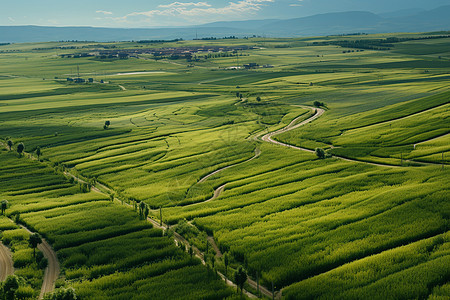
[315,148,326,159]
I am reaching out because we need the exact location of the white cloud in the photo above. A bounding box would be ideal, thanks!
[96,10,113,15]
[290,0,303,7]
[114,0,274,24]
[158,2,211,8]
[8,17,15,22]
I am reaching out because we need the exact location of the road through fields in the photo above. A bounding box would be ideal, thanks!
[0,242,14,281]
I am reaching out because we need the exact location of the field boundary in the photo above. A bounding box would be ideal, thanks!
[61,171,262,299]
[0,144,61,298]
[263,106,445,168]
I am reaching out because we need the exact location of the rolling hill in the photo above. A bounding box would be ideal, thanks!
[0,6,449,43]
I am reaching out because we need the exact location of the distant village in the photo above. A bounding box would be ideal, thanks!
[59,45,256,61]
[61,44,274,83]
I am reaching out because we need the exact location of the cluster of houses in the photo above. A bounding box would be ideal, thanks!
[60,45,255,61]
[66,77,101,83]
[243,63,274,69]
[226,63,274,70]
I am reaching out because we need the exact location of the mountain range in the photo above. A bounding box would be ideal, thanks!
[1,5,449,43]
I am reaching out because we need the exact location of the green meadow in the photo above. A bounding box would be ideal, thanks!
[0,32,449,299]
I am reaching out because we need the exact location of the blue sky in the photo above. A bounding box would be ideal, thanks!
[2,0,449,27]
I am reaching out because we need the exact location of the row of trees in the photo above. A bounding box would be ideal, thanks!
[175,221,249,296]
[6,140,24,156]
[138,201,150,220]
[5,140,42,159]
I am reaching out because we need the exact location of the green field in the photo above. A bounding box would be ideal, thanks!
[0,33,449,299]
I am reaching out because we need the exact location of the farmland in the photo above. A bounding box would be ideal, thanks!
[0,32,449,299]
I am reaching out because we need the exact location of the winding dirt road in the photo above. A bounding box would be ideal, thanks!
[198,148,261,184]
[38,240,60,299]
[175,149,261,208]
[261,106,413,168]
[1,102,443,298]
[414,132,449,148]
[261,106,324,153]
[61,172,259,298]
[18,224,60,299]
[0,242,14,281]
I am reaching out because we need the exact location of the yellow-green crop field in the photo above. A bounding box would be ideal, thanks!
[0,32,449,299]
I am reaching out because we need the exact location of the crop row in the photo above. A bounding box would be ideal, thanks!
[0,150,234,299]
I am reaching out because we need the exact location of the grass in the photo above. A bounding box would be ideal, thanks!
[0,32,449,299]
[0,150,234,299]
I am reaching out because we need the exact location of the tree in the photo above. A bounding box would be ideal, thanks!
[109,193,114,202]
[256,96,261,102]
[3,275,20,300]
[14,213,20,224]
[43,287,77,300]
[16,143,24,156]
[208,253,215,269]
[224,253,229,275]
[188,246,193,258]
[1,200,8,215]
[313,100,324,107]
[139,201,146,219]
[315,148,326,159]
[104,120,110,129]
[234,266,247,295]
[29,233,42,258]
[35,146,41,160]
[144,204,149,220]
[7,140,13,151]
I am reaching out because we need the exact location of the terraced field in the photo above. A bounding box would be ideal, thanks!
[0,150,235,299]
[0,33,449,299]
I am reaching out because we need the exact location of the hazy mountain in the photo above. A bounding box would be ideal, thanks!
[1,6,449,43]
[376,5,450,33]
[260,11,383,36]
[378,8,426,18]
[197,19,280,30]
[0,26,249,43]
[259,6,450,36]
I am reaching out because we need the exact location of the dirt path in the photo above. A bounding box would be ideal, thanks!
[61,172,258,298]
[208,232,276,298]
[17,224,60,299]
[414,132,450,148]
[38,240,60,299]
[261,106,324,151]
[203,184,226,204]
[198,148,261,184]
[176,149,261,208]
[207,236,223,258]
[118,85,126,91]
[175,149,261,208]
[349,102,449,131]
[260,107,409,168]
[247,277,280,299]
[0,242,14,281]
[123,203,258,298]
